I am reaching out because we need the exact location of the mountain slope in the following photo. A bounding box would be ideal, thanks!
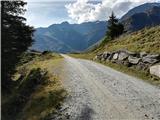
[96,26,160,54]
[32,3,160,53]
[121,3,160,32]
[121,3,160,21]
[32,21,107,53]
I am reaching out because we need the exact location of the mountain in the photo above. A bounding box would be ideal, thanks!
[32,3,160,53]
[121,3,160,21]
[121,3,160,32]
[32,21,107,53]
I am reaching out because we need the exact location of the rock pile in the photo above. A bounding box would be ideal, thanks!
[94,50,160,77]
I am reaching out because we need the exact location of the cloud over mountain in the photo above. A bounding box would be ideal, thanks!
[65,0,160,23]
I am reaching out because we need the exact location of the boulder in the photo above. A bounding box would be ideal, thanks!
[142,54,160,64]
[107,53,114,60]
[137,62,148,70]
[142,58,159,64]
[113,53,119,60]
[118,49,137,56]
[93,56,98,60]
[115,60,123,65]
[118,52,129,61]
[101,57,106,61]
[127,51,137,57]
[102,52,111,59]
[123,61,131,67]
[150,65,160,78]
[128,56,141,65]
[96,53,103,60]
[145,54,160,59]
[140,52,147,57]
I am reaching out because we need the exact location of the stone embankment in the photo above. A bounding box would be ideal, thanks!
[94,50,160,78]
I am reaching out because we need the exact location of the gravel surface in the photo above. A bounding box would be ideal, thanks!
[56,55,160,120]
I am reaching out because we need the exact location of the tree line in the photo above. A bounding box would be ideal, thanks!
[1,1,34,92]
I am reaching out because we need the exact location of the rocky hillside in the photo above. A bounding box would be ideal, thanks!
[94,26,160,81]
[71,26,160,84]
[121,3,160,32]
[95,50,160,77]
[121,3,160,21]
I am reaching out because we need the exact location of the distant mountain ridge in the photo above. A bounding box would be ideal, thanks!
[32,21,107,53]
[32,2,160,53]
[121,3,160,32]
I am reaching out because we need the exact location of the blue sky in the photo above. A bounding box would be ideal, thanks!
[24,0,160,28]
[25,0,101,27]
[25,1,75,27]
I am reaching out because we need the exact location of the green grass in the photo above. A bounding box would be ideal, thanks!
[99,60,160,86]
[94,26,160,54]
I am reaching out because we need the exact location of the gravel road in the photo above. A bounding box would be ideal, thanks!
[56,55,160,120]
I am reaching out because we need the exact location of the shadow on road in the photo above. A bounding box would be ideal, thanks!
[75,105,95,120]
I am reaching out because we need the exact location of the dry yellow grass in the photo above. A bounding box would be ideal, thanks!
[6,53,67,120]
[98,26,160,54]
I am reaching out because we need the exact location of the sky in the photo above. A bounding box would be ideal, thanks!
[24,0,160,28]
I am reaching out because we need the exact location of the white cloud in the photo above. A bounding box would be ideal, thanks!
[65,0,160,23]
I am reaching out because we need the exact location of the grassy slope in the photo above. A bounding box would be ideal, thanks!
[70,26,160,86]
[96,26,160,54]
[2,53,67,120]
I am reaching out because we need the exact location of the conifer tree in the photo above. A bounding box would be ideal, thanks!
[106,12,124,39]
[1,1,34,91]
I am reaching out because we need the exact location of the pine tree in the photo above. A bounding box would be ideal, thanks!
[1,1,34,92]
[106,12,124,40]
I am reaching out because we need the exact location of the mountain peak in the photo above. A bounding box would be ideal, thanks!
[61,21,69,25]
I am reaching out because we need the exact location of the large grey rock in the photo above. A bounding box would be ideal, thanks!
[142,54,160,64]
[150,65,160,78]
[128,56,141,65]
[113,53,119,60]
[140,52,147,57]
[127,51,137,57]
[146,54,160,59]
[123,61,131,67]
[96,53,103,60]
[103,52,111,59]
[118,52,129,61]
[107,53,114,60]
[137,62,148,70]
[118,49,137,56]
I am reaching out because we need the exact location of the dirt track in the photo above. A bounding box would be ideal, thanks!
[56,55,160,120]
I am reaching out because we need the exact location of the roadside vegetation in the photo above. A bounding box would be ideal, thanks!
[1,1,67,120]
[1,1,34,92]
[2,52,67,120]
[70,25,160,86]
[97,26,160,54]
